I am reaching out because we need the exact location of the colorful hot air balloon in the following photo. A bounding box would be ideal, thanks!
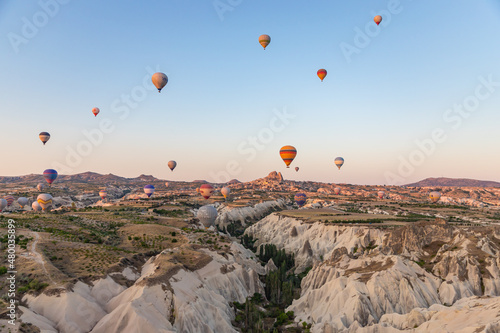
[317,69,327,82]
[378,191,385,199]
[99,190,107,200]
[429,191,441,203]
[221,187,230,199]
[144,185,155,198]
[167,160,177,171]
[334,157,344,170]
[5,196,14,207]
[280,145,297,168]
[17,197,28,208]
[334,187,341,195]
[295,167,299,172]
[39,132,50,145]
[258,34,271,50]
[199,184,214,199]
[32,201,42,212]
[37,194,53,211]
[92,107,100,117]
[152,72,168,92]
[374,15,382,25]
[0,199,7,212]
[197,205,218,229]
[37,183,45,192]
[43,169,58,186]
[295,193,307,207]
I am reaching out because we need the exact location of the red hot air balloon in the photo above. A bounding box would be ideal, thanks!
[199,184,214,199]
[92,107,100,117]
[317,69,327,82]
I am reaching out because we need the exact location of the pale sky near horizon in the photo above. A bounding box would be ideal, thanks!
[1,0,499,185]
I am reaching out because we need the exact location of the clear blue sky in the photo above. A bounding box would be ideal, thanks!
[1,0,499,185]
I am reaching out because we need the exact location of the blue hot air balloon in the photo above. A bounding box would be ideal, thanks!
[144,185,155,198]
[43,169,58,186]
[294,193,307,207]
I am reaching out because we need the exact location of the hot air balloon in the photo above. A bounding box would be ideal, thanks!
[32,201,42,212]
[334,187,341,195]
[39,132,50,145]
[374,15,382,25]
[144,185,155,198]
[17,197,28,208]
[378,191,385,199]
[196,187,200,193]
[199,184,214,199]
[99,190,107,200]
[280,145,297,168]
[5,196,14,207]
[221,187,230,199]
[197,205,218,229]
[92,107,100,117]
[258,34,271,50]
[0,199,7,212]
[429,191,441,203]
[152,72,168,92]
[37,183,45,192]
[165,182,169,188]
[37,194,53,211]
[43,169,58,186]
[334,157,344,170]
[167,160,177,171]
[295,193,307,207]
[295,167,299,172]
[317,69,327,82]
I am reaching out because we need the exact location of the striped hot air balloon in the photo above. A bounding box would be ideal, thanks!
[144,185,155,198]
[294,193,307,207]
[429,191,441,203]
[32,201,42,212]
[317,69,327,82]
[17,197,28,208]
[37,193,53,211]
[280,145,297,168]
[334,187,341,195]
[199,184,214,199]
[197,205,218,229]
[5,195,14,207]
[99,190,107,200]
[0,199,7,212]
[258,34,271,49]
[334,157,344,170]
[43,169,58,186]
[39,132,50,145]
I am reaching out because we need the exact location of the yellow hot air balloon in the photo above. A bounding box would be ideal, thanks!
[152,72,168,92]
[374,15,382,25]
[279,145,297,168]
[429,191,441,203]
[259,34,271,50]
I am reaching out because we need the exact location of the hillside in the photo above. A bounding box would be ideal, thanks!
[406,177,500,188]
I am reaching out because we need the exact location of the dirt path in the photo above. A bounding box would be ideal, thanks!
[28,231,60,287]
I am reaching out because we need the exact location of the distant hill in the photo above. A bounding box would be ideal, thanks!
[406,177,500,188]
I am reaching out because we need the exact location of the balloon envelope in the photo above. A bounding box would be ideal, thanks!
[280,145,297,168]
[144,185,155,198]
[0,199,7,212]
[199,184,214,199]
[39,132,50,145]
[99,190,107,200]
[197,205,218,228]
[165,182,169,188]
[295,167,299,172]
[152,72,168,92]
[378,191,385,199]
[429,191,441,203]
[374,15,382,25]
[32,201,42,212]
[43,169,58,185]
[5,195,14,207]
[17,197,28,208]
[37,183,45,192]
[334,187,341,195]
[258,34,271,49]
[167,160,177,171]
[37,194,53,211]
[334,157,344,170]
[92,107,100,117]
[317,69,327,82]
[295,193,307,207]
[221,187,230,199]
